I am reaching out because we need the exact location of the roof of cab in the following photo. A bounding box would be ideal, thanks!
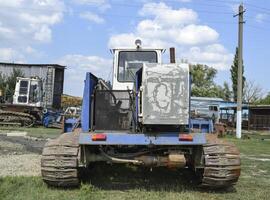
[110,48,165,52]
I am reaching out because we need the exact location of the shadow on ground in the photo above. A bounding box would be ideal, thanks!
[80,163,236,194]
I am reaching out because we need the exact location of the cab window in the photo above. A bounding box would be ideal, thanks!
[19,81,28,95]
[118,51,157,82]
[209,106,218,111]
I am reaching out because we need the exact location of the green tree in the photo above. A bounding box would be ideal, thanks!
[255,93,270,105]
[223,82,232,101]
[0,72,6,101]
[5,68,24,100]
[0,72,6,92]
[190,64,223,98]
[230,47,246,102]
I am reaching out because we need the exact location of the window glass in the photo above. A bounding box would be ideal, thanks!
[118,51,157,82]
[19,81,28,95]
[18,96,27,103]
[209,106,218,111]
[29,83,39,103]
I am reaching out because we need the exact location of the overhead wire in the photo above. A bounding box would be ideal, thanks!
[0,2,234,15]
[1,0,270,16]
[0,0,269,31]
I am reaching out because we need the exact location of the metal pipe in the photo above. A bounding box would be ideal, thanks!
[99,148,143,165]
[98,79,110,90]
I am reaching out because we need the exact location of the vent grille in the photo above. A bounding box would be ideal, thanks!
[94,90,132,131]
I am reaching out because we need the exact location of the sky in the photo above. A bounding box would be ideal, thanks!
[0,0,269,97]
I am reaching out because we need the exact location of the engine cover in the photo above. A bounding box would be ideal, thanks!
[140,63,189,125]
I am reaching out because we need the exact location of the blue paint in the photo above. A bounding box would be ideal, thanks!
[189,74,192,132]
[43,114,53,128]
[42,110,61,128]
[189,118,213,133]
[79,132,206,145]
[81,73,98,132]
[64,118,78,132]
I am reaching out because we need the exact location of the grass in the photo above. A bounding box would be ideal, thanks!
[0,126,61,139]
[0,134,270,200]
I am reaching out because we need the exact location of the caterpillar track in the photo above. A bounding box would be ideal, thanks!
[41,133,80,187]
[199,141,241,188]
[41,132,240,189]
[0,110,36,127]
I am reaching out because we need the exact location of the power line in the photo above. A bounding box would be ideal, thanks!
[0,2,234,15]
[246,24,270,31]
[109,1,233,13]
[199,0,270,18]
[1,0,269,17]
[2,1,270,28]
[245,2,270,13]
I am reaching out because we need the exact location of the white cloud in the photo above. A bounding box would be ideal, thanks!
[57,54,111,96]
[109,33,138,48]
[0,0,65,60]
[109,2,232,71]
[73,0,106,5]
[25,46,35,54]
[34,25,52,42]
[183,44,234,70]
[110,2,216,48]
[80,12,105,24]
[174,25,218,45]
[139,2,198,26]
[7,0,64,43]
[230,4,239,14]
[255,13,268,23]
[0,48,25,63]
[0,23,16,40]
[72,0,110,11]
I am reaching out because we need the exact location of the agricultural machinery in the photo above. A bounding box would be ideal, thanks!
[41,40,241,188]
[0,76,67,128]
[0,77,44,127]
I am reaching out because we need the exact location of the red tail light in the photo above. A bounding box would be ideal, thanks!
[179,134,193,141]
[92,134,107,141]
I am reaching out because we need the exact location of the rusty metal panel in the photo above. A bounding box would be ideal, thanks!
[141,63,189,125]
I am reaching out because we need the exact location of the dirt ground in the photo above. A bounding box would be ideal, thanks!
[0,134,46,177]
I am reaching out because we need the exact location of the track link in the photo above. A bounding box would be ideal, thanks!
[41,133,80,187]
[0,110,35,127]
[200,142,241,188]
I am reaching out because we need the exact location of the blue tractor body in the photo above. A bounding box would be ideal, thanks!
[78,72,206,146]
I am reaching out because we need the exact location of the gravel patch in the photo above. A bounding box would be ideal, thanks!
[0,135,46,154]
[0,154,41,177]
[0,140,26,155]
[0,135,45,177]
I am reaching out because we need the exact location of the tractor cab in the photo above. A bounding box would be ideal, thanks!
[13,77,43,107]
[112,40,164,90]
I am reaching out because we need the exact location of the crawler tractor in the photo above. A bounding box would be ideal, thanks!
[0,77,43,127]
[41,40,241,188]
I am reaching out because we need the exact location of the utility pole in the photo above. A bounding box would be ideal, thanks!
[234,4,245,139]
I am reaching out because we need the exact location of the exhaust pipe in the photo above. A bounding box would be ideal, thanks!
[170,47,176,63]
